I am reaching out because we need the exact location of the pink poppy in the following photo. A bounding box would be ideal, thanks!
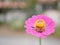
[25,14,56,38]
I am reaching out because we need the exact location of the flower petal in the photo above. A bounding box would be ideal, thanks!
[26,28,47,38]
[25,15,38,27]
[42,29,55,35]
[26,29,42,37]
[47,21,56,29]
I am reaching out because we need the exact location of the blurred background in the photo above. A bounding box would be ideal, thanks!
[0,0,60,45]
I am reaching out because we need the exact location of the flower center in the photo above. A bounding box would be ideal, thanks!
[34,19,45,33]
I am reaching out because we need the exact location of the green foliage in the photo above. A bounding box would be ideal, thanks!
[0,21,3,26]
[26,0,36,9]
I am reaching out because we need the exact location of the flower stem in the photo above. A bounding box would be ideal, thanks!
[39,38,41,45]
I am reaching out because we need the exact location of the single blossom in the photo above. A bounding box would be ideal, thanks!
[25,14,56,38]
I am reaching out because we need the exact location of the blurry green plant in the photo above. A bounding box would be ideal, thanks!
[8,19,25,31]
[0,21,3,26]
[54,25,60,37]
[0,14,5,26]
[26,0,36,9]
[10,0,36,9]
[6,10,27,31]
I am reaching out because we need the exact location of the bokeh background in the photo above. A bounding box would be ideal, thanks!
[0,0,60,45]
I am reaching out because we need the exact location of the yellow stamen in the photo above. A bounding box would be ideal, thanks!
[34,19,45,28]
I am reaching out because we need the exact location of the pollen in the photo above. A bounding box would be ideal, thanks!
[35,19,45,28]
[34,19,45,33]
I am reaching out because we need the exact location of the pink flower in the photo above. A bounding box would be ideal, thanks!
[25,14,56,38]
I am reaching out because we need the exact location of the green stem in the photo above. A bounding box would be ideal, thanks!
[39,38,41,45]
